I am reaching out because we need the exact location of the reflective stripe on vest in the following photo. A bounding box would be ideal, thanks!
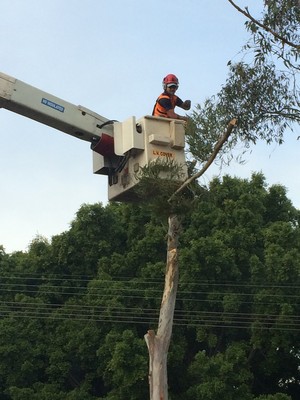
[152,93,178,117]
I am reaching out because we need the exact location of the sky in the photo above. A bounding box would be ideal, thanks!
[0,0,299,253]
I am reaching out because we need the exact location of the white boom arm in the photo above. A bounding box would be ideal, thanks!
[0,71,188,202]
[0,71,113,148]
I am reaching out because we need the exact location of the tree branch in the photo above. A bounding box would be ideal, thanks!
[168,118,237,202]
[227,0,300,50]
[260,106,300,121]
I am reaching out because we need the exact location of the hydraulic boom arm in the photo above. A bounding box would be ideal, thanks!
[0,71,113,149]
[0,71,187,202]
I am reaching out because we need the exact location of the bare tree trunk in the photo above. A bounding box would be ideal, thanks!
[145,214,180,400]
[144,119,236,398]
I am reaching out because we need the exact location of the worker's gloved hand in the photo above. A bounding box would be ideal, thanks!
[183,100,191,110]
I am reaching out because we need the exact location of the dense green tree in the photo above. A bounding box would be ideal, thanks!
[0,175,299,399]
[175,173,300,399]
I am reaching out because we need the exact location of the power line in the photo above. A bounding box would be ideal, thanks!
[1,288,299,307]
[1,291,299,309]
[0,301,299,331]
[1,300,299,319]
[0,309,299,332]
[2,273,300,290]
[1,281,299,298]
[1,274,299,333]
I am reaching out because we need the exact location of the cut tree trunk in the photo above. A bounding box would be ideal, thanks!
[144,214,180,400]
[144,119,237,398]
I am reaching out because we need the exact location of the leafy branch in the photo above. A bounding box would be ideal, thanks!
[168,118,237,202]
[227,0,300,50]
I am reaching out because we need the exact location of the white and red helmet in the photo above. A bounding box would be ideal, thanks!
[162,74,179,89]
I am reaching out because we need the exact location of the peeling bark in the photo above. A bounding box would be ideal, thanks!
[145,214,180,400]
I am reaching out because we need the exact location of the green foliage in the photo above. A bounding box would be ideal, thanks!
[186,61,296,165]
[133,157,193,217]
[254,395,291,400]
[186,343,253,400]
[188,1,300,164]
[97,329,148,399]
[0,175,299,399]
[244,0,300,68]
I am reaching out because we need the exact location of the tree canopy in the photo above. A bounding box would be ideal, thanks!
[0,174,299,399]
[186,0,300,166]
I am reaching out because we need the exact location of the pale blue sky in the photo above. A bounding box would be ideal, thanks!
[1,1,299,253]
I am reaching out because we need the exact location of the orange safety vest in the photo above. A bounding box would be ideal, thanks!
[152,93,178,118]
